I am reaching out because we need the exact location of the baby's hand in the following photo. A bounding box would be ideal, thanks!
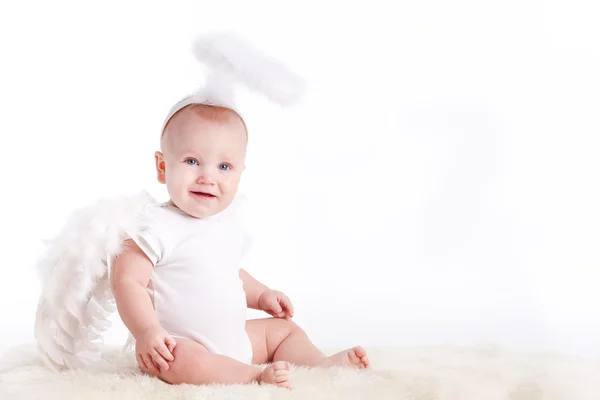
[135,325,176,374]
[258,289,294,319]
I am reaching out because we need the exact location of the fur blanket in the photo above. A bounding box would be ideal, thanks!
[1,343,598,399]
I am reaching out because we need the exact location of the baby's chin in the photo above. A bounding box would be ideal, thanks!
[182,198,230,219]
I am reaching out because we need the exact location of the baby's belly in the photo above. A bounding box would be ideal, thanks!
[150,273,251,362]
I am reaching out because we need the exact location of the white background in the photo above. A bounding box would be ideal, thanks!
[0,1,599,360]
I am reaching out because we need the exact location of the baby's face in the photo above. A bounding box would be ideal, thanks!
[156,107,247,218]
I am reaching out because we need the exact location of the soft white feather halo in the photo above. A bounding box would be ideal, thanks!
[192,31,305,106]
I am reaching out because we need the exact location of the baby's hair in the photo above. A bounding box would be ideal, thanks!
[161,103,248,140]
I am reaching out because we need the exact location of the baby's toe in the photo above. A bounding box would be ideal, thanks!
[275,374,292,389]
[348,350,361,365]
[351,347,370,368]
[272,361,291,371]
[354,346,367,358]
[361,356,371,368]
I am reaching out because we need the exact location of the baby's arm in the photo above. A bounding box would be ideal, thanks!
[239,269,294,318]
[112,239,175,372]
[239,268,269,309]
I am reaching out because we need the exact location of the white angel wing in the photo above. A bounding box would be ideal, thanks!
[34,191,155,371]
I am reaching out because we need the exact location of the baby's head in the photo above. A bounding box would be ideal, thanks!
[155,104,247,219]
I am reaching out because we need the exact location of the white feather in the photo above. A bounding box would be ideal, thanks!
[192,31,305,106]
[34,191,154,371]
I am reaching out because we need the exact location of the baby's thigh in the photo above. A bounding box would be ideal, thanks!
[246,317,301,364]
[141,337,209,385]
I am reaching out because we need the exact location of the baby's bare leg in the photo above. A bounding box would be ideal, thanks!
[246,318,370,368]
[139,336,290,388]
[246,318,327,366]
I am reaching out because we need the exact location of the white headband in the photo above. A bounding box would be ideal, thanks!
[160,32,304,135]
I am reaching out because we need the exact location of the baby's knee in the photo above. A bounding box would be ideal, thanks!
[274,317,304,336]
[139,361,178,384]
[156,338,210,385]
[287,319,304,333]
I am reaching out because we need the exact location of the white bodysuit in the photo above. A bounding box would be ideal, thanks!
[126,196,254,364]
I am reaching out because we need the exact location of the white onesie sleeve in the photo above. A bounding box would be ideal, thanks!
[127,204,166,266]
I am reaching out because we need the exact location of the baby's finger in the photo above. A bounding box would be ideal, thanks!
[269,308,285,318]
[269,299,283,314]
[268,310,285,319]
[156,341,174,362]
[151,349,169,371]
[142,353,160,376]
[136,353,147,371]
[282,296,294,317]
[165,336,177,353]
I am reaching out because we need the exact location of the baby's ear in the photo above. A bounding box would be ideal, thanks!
[154,151,166,184]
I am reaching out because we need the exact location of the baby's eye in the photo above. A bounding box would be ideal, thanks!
[185,159,198,166]
[219,163,232,171]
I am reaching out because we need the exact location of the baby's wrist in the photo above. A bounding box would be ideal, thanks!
[132,324,161,339]
[256,288,271,308]
[257,287,272,299]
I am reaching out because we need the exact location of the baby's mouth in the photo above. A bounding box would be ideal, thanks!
[191,191,216,199]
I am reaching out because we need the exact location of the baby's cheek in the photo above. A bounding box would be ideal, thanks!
[167,167,193,188]
[223,174,241,192]
[221,183,239,202]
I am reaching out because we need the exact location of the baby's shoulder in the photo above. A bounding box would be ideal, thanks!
[135,202,179,230]
[139,201,168,219]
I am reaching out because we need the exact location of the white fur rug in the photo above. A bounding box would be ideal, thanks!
[1,343,599,399]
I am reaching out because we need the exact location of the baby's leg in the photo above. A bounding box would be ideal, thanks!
[139,336,291,388]
[246,317,326,366]
[246,318,370,368]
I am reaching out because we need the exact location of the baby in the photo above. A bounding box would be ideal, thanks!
[111,103,370,389]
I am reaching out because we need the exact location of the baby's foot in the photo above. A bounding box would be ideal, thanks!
[258,361,292,389]
[321,346,370,369]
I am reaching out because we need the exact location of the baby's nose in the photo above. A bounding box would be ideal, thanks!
[196,167,216,184]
